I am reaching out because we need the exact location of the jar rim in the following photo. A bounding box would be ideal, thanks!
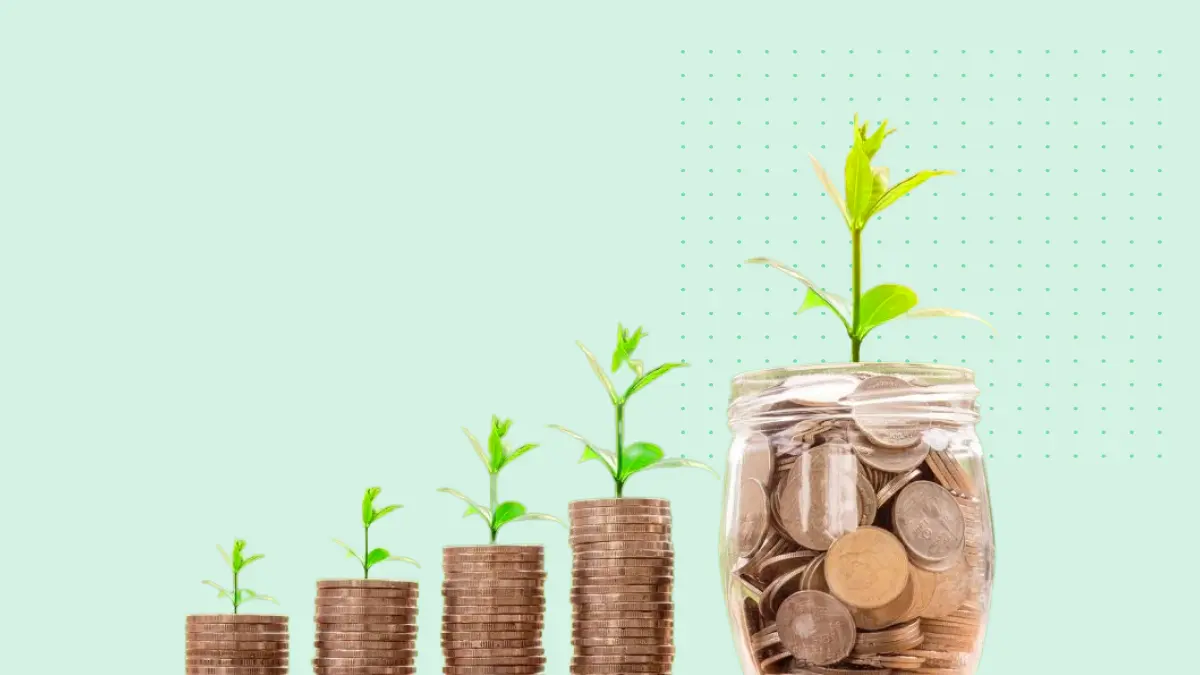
[731,362,975,401]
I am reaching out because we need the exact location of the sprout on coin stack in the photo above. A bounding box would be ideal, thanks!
[551,324,718,675]
[718,116,997,675]
[437,416,564,675]
[188,539,288,675]
[313,487,420,675]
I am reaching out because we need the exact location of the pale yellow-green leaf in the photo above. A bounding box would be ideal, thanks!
[809,154,850,227]
[869,170,955,219]
[903,307,996,334]
[577,341,619,404]
[746,257,851,333]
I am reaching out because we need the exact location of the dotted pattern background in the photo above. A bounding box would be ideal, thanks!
[667,47,1186,674]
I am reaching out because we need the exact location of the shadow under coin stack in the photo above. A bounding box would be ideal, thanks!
[185,614,288,675]
[569,498,675,675]
[441,545,546,675]
[313,579,419,675]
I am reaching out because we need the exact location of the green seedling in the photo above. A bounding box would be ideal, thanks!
[202,539,277,614]
[438,416,565,543]
[748,114,993,362]
[333,487,420,579]
[552,324,717,497]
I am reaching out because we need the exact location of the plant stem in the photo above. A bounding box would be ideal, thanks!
[850,227,863,363]
[489,472,499,544]
[363,526,370,579]
[614,401,626,498]
[232,569,239,615]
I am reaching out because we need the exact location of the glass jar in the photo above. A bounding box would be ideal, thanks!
[720,363,994,674]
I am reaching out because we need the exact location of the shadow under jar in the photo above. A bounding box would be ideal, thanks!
[720,363,995,675]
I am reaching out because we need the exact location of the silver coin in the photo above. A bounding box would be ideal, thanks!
[736,478,770,558]
[856,473,878,527]
[775,444,859,551]
[892,481,965,567]
[775,590,856,666]
[741,431,775,486]
[848,424,930,473]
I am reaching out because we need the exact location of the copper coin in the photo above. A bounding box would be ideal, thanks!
[737,477,771,558]
[187,631,287,641]
[850,563,917,630]
[314,669,413,675]
[919,553,972,619]
[187,614,288,624]
[186,624,286,634]
[570,499,668,509]
[570,514,673,526]
[317,648,416,658]
[316,580,416,591]
[443,639,540,649]
[315,597,418,607]
[825,526,909,609]
[857,472,878,526]
[187,641,287,650]
[317,587,419,599]
[185,658,287,666]
[799,553,831,594]
[441,630,541,640]
[186,650,286,659]
[186,669,287,675]
[313,623,416,633]
[759,564,809,621]
[877,468,923,507]
[313,658,416,667]
[316,640,418,649]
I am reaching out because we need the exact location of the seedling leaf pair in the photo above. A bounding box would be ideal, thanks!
[751,114,993,361]
[333,487,419,579]
[553,325,717,497]
[202,539,277,614]
[439,417,565,544]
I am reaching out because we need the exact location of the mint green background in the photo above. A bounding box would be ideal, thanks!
[0,2,1192,674]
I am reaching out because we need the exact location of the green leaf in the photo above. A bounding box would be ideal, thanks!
[843,142,876,229]
[549,425,618,478]
[491,501,527,531]
[860,116,894,159]
[462,427,489,471]
[365,548,391,569]
[578,341,619,404]
[611,324,647,373]
[856,284,919,338]
[869,169,954,219]
[241,589,278,605]
[240,554,264,569]
[373,504,402,522]
[363,487,381,526]
[231,540,246,571]
[644,456,719,477]
[625,362,687,399]
[796,288,851,326]
[438,488,492,525]
[216,545,231,568]
[619,442,664,481]
[386,555,421,568]
[745,258,851,333]
[903,307,996,334]
[487,416,509,473]
[870,166,890,206]
[809,154,850,227]
[512,512,567,527]
[502,443,539,469]
[332,538,363,563]
[202,580,230,598]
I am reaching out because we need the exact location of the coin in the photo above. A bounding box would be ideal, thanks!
[756,550,819,583]
[737,477,770,558]
[316,588,419,599]
[850,564,916,630]
[893,481,965,568]
[186,668,287,675]
[877,468,923,507]
[317,580,417,591]
[741,430,775,486]
[919,553,971,619]
[570,498,668,509]
[851,618,923,655]
[759,563,808,621]
[315,596,418,607]
[849,423,931,473]
[824,526,909,609]
[799,553,830,593]
[857,473,878,526]
[315,623,416,633]
[775,443,859,550]
[187,614,288,624]
[774,590,856,666]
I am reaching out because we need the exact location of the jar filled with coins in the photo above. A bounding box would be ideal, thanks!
[720,364,994,675]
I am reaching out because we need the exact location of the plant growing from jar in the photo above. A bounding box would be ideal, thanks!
[747,115,991,361]
[202,539,278,614]
[551,323,716,497]
[438,416,565,543]
[332,487,420,578]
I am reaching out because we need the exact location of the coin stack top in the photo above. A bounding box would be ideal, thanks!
[569,498,674,675]
[186,614,288,675]
[442,545,546,675]
[313,579,418,675]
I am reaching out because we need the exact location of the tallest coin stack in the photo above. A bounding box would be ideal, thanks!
[569,498,675,675]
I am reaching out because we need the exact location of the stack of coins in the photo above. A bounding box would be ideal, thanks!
[727,370,994,675]
[442,545,546,675]
[185,614,288,675]
[313,579,418,675]
[569,498,674,675]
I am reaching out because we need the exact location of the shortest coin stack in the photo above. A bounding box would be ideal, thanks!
[186,614,288,675]
[442,545,546,675]
[569,498,675,675]
[313,579,418,675]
